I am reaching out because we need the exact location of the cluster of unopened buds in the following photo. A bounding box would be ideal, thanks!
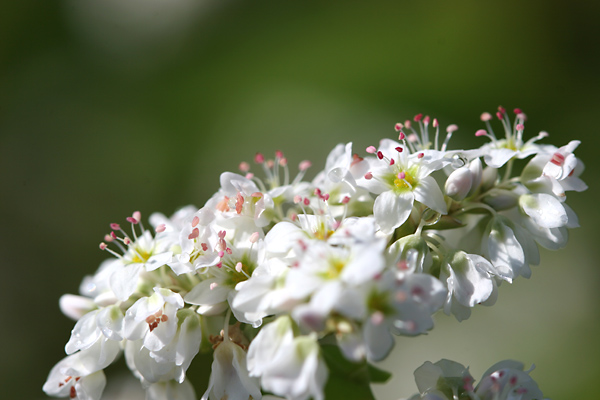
[44,107,586,400]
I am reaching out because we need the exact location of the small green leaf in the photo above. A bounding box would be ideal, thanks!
[367,363,392,383]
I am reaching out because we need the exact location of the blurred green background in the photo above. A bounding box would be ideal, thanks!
[1,1,598,398]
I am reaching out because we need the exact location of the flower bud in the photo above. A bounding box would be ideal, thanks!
[445,166,473,201]
[467,158,482,197]
[480,166,498,192]
[482,189,519,210]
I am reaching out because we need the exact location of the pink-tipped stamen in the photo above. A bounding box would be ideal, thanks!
[155,224,166,233]
[239,162,250,172]
[192,216,200,227]
[235,262,243,273]
[254,153,265,163]
[475,129,488,137]
[126,217,138,224]
[110,223,120,230]
[397,171,406,180]
[377,151,384,160]
[364,172,373,180]
[299,160,312,171]
[366,145,377,154]
[432,118,438,128]
[398,131,406,140]
[249,232,260,243]
[394,122,403,132]
[480,112,492,122]
[188,228,200,240]
[414,113,423,122]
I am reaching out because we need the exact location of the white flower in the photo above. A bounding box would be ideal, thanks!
[43,352,108,400]
[124,288,184,352]
[440,251,497,321]
[208,172,274,228]
[124,311,201,386]
[476,108,551,168]
[247,315,295,377]
[358,139,449,233]
[260,334,328,400]
[146,379,197,400]
[202,335,261,400]
[65,305,124,357]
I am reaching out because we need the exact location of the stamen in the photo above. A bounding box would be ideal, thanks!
[513,107,522,114]
[210,282,218,290]
[398,172,406,179]
[110,223,120,230]
[104,234,113,242]
[364,172,373,180]
[480,112,492,121]
[155,224,166,233]
[394,122,403,132]
[377,151,384,160]
[188,228,200,240]
[475,129,488,137]
[366,145,377,154]
[126,216,138,224]
[235,262,243,272]
[414,113,423,122]
[239,162,250,172]
[398,131,406,140]
[254,153,265,164]
[192,216,200,227]
[299,160,312,171]
[371,311,385,325]
[249,232,260,243]
[389,158,395,165]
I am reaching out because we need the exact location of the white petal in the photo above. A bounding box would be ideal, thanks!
[414,176,447,214]
[374,190,414,234]
[110,263,143,302]
[520,193,568,228]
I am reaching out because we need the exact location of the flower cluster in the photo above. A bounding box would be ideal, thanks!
[44,107,585,400]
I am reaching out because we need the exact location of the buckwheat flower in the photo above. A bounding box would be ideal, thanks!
[476,107,551,168]
[208,172,274,228]
[312,142,370,208]
[43,352,107,400]
[412,359,473,400]
[247,315,295,377]
[149,205,198,243]
[184,235,265,326]
[232,256,297,320]
[440,251,497,321]
[474,360,545,400]
[125,311,202,386]
[146,379,196,400]
[65,305,124,360]
[168,207,220,275]
[260,334,328,400]
[333,270,446,362]
[358,139,449,234]
[521,140,587,200]
[285,238,386,303]
[481,216,537,282]
[202,326,261,400]
[124,288,184,352]
[99,213,175,302]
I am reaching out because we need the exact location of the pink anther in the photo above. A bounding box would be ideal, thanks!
[254,153,265,163]
[366,145,377,154]
[155,224,166,233]
[299,160,312,171]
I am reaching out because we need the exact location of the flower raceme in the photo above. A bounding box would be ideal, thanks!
[45,107,584,400]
